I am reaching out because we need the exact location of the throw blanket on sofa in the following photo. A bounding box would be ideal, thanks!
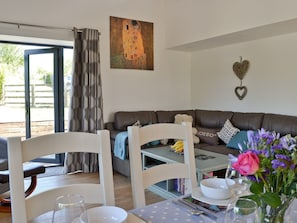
[114,131,128,160]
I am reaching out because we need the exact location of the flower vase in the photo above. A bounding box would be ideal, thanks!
[260,196,294,223]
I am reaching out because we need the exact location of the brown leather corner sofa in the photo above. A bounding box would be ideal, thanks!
[105,109,297,177]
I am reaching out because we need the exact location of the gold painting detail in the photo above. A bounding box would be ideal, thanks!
[110,16,154,70]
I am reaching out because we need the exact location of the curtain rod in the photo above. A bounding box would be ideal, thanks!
[0,20,84,33]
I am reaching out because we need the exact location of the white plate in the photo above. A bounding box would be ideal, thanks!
[192,187,231,206]
[74,213,145,223]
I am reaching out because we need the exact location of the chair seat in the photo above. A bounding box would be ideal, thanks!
[0,163,45,184]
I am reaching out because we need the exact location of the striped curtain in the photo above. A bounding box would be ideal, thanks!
[65,28,103,173]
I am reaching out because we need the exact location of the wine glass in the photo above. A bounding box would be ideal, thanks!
[52,194,88,223]
[224,198,259,223]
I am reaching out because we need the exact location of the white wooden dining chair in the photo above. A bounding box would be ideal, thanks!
[7,130,115,223]
[128,122,198,209]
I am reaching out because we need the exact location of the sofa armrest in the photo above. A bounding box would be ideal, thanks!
[105,122,115,131]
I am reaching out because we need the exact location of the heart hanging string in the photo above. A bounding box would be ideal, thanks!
[233,56,249,100]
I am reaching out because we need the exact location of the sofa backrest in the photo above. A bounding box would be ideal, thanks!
[231,112,264,130]
[156,110,196,126]
[195,109,233,128]
[112,110,297,137]
[262,113,297,136]
[114,111,157,131]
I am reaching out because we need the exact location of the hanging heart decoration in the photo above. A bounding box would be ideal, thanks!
[235,86,248,100]
[233,59,249,80]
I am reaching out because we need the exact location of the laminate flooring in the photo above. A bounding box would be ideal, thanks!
[0,171,165,223]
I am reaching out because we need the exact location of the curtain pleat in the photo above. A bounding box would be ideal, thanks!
[64,28,103,173]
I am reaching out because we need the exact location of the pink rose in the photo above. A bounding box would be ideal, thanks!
[232,151,259,176]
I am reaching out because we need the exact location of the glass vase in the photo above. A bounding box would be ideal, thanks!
[260,196,294,223]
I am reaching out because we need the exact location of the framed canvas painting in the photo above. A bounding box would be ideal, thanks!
[110,16,154,70]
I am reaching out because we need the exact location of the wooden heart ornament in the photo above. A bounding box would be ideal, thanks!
[233,59,249,80]
[235,86,248,100]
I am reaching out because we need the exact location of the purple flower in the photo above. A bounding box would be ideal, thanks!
[272,143,283,150]
[247,132,261,150]
[258,129,279,144]
[280,136,290,150]
[280,135,297,151]
[275,154,290,161]
[247,175,258,182]
[257,148,270,157]
[272,154,291,169]
[272,159,287,169]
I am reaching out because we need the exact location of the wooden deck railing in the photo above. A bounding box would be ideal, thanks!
[3,84,54,107]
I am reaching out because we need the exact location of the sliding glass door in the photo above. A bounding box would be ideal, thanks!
[0,42,73,164]
[24,47,65,163]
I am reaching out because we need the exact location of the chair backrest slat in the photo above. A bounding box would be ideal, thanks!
[7,131,115,223]
[128,122,197,209]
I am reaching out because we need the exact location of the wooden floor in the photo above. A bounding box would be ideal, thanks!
[0,171,164,223]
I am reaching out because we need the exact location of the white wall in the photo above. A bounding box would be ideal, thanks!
[95,0,192,121]
[2,0,297,123]
[164,0,297,48]
[191,32,297,116]
[162,0,297,116]
[0,0,192,122]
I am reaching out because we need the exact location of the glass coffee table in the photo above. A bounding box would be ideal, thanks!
[141,146,229,198]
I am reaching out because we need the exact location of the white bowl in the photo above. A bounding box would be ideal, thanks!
[86,206,128,223]
[200,178,234,200]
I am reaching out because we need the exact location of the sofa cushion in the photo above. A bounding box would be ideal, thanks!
[226,130,249,150]
[156,110,196,126]
[262,113,297,136]
[114,111,157,131]
[217,119,240,144]
[195,109,233,129]
[231,112,264,130]
[196,126,220,145]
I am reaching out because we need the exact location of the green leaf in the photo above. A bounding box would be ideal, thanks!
[249,182,264,194]
[262,192,281,208]
[244,194,261,207]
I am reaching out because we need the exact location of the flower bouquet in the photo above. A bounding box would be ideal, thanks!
[229,128,297,223]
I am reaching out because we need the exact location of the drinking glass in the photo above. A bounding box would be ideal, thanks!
[52,194,88,223]
[225,161,251,219]
[225,162,249,198]
[284,198,297,223]
[224,198,259,223]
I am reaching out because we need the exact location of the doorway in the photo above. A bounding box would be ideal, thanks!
[0,42,73,164]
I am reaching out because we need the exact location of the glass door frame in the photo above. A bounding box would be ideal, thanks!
[24,47,65,163]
